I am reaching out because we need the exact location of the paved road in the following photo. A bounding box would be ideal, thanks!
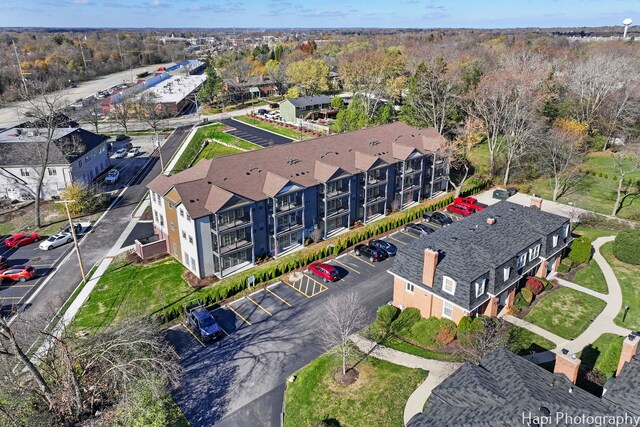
[219,118,294,146]
[10,125,192,351]
[167,227,428,426]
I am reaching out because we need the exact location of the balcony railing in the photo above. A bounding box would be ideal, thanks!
[276,219,304,236]
[217,217,252,232]
[321,205,349,219]
[275,199,303,214]
[403,167,422,176]
[217,239,253,255]
[320,187,349,200]
[402,183,420,192]
[364,194,386,205]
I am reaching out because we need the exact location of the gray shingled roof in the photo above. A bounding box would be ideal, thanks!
[390,201,569,284]
[408,348,621,427]
[0,127,107,167]
[603,355,640,416]
[284,95,332,108]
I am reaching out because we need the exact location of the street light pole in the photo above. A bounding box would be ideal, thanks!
[54,200,87,283]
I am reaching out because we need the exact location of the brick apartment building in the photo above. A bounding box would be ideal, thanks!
[147,122,449,278]
[389,200,572,323]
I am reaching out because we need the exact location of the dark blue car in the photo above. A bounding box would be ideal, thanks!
[184,304,222,343]
[369,239,397,256]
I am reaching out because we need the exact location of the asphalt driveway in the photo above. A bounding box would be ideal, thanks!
[219,118,294,147]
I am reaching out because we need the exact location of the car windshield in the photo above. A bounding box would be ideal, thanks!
[108,170,118,176]
[199,316,216,328]
[47,236,58,242]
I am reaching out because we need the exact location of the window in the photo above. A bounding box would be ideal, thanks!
[186,213,191,222]
[154,211,159,222]
[190,256,196,270]
[503,267,511,281]
[179,208,184,218]
[529,244,541,261]
[442,276,456,295]
[184,251,189,264]
[563,224,570,239]
[159,214,164,227]
[182,231,186,239]
[442,301,453,319]
[20,168,30,177]
[406,281,414,293]
[553,235,559,248]
[516,253,527,269]
[47,168,57,176]
[189,235,194,244]
[475,279,486,297]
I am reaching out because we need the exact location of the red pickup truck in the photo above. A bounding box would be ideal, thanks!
[454,197,488,211]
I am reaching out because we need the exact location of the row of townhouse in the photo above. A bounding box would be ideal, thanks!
[389,199,572,323]
[147,122,450,279]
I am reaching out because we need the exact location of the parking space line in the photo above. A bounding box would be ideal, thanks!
[387,235,406,245]
[284,280,311,298]
[349,253,375,267]
[246,295,272,316]
[227,304,253,325]
[267,288,292,307]
[400,231,419,239]
[180,323,206,347]
[0,296,23,299]
[0,283,35,289]
[333,259,361,275]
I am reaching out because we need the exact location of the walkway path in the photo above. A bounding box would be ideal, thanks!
[501,236,631,360]
[350,335,461,426]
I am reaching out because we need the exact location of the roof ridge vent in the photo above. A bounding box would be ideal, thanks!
[287,157,301,165]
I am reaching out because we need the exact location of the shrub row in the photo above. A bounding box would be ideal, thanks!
[158,180,489,323]
[613,230,640,265]
[569,236,592,265]
[579,168,640,188]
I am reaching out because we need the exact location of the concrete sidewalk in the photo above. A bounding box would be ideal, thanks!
[350,335,461,426]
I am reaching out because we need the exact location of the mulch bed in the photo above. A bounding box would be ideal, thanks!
[512,281,560,318]
[333,365,359,385]
[182,270,219,288]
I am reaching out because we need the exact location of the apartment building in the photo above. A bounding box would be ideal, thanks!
[147,121,449,278]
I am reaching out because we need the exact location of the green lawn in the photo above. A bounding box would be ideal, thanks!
[600,242,640,330]
[171,123,259,172]
[234,115,312,140]
[578,333,624,379]
[524,287,606,340]
[573,260,608,294]
[284,352,427,427]
[573,225,619,242]
[72,257,197,331]
[381,334,459,361]
[507,325,556,355]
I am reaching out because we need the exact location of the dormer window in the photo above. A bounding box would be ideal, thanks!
[563,224,570,239]
[503,267,511,281]
[475,279,486,297]
[553,235,559,248]
[442,276,456,295]
[529,244,541,261]
[516,253,527,269]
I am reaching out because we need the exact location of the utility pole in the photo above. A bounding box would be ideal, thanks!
[155,132,165,171]
[54,200,87,283]
[12,40,28,95]
[78,38,89,70]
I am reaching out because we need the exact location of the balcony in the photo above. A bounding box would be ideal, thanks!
[276,219,304,236]
[320,187,349,200]
[321,205,350,219]
[402,167,422,176]
[274,199,303,214]
[217,217,252,232]
[364,194,386,205]
[216,239,253,256]
[402,183,420,193]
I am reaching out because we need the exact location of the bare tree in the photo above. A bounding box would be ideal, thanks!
[135,92,168,135]
[78,101,103,134]
[456,317,509,363]
[440,138,470,198]
[536,128,585,201]
[310,227,322,243]
[317,292,367,375]
[111,93,133,133]
[612,148,640,217]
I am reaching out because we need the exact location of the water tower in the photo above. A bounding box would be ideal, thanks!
[623,18,633,38]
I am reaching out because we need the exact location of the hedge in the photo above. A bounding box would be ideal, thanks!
[569,236,592,265]
[409,317,457,349]
[377,304,400,328]
[525,277,544,296]
[391,307,423,336]
[457,316,485,348]
[521,288,534,304]
[613,230,640,265]
[160,179,490,322]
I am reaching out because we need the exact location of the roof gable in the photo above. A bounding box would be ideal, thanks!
[354,151,387,171]
[263,171,297,197]
[392,142,420,160]
[314,160,348,183]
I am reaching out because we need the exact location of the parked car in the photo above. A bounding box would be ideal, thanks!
[127,147,140,157]
[423,211,454,227]
[60,223,83,235]
[405,223,435,237]
[257,108,269,115]
[4,233,41,248]
[369,239,397,256]
[104,169,120,184]
[447,204,476,217]
[354,244,387,262]
[0,265,36,283]
[39,232,73,250]
[269,103,279,108]
[183,303,222,343]
[114,148,127,158]
[0,256,7,270]
[454,197,487,211]
[309,262,339,282]
[115,134,128,142]
[492,189,510,200]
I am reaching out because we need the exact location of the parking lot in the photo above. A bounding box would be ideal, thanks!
[0,225,90,315]
[98,135,157,190]
[220,118,294,147]
[166,209,465,426]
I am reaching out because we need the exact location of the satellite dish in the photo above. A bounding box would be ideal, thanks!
[623,18,633,25]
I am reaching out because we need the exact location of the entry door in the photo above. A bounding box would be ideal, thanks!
[498,291,509,307]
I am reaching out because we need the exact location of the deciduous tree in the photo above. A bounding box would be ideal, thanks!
[535,128,585,201]
[286,57,330,96]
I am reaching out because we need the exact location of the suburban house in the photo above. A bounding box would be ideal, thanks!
[280,95,335,123]
[147,121,450,279]
[408,333,640,426]
[389,200,571,323]
[222,75,279,101]
[0,126,110,200]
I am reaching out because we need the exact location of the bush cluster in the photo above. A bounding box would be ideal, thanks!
[613,230,640,265]
[457,316,485,347]
[568,236,592,265]
[525,277,544,295]
[409,317,457,349]
[521,288,534,304]
[391,307,422,336]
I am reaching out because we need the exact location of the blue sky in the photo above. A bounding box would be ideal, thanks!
[0,0,638,28]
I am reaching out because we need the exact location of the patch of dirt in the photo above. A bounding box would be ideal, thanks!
[333,365,359,385]
[183,270,219,288]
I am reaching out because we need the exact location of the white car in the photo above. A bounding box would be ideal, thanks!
[104,169,120,184]
[127,147,140,157]
[114,149,127,158]
[39,232,73,250]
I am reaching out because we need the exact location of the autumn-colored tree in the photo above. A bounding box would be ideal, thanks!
[286,57,330,96]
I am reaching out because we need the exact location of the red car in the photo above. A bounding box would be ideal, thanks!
[447,203,476,217]
[0,265,36,283]
[4,233,41,249]
[308,262,339,282]
[454,197,487,211]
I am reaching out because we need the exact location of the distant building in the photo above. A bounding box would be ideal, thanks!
[223,75,279,101]
[142,74,207,116]
[0,127,109,200]
[280,95,335,123]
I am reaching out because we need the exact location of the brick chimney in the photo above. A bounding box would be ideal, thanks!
[530,197,543,210]
[554,349,581,384]
[422,248,439,288]
[486,217,496,225]
[616,333,639,376]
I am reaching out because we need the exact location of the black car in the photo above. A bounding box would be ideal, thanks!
[405,223,435,237]
[369,239,397,256]
[115,134,128,142]
[0,256,7,270]
[423,211,454,227]
[354,244,388,262]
